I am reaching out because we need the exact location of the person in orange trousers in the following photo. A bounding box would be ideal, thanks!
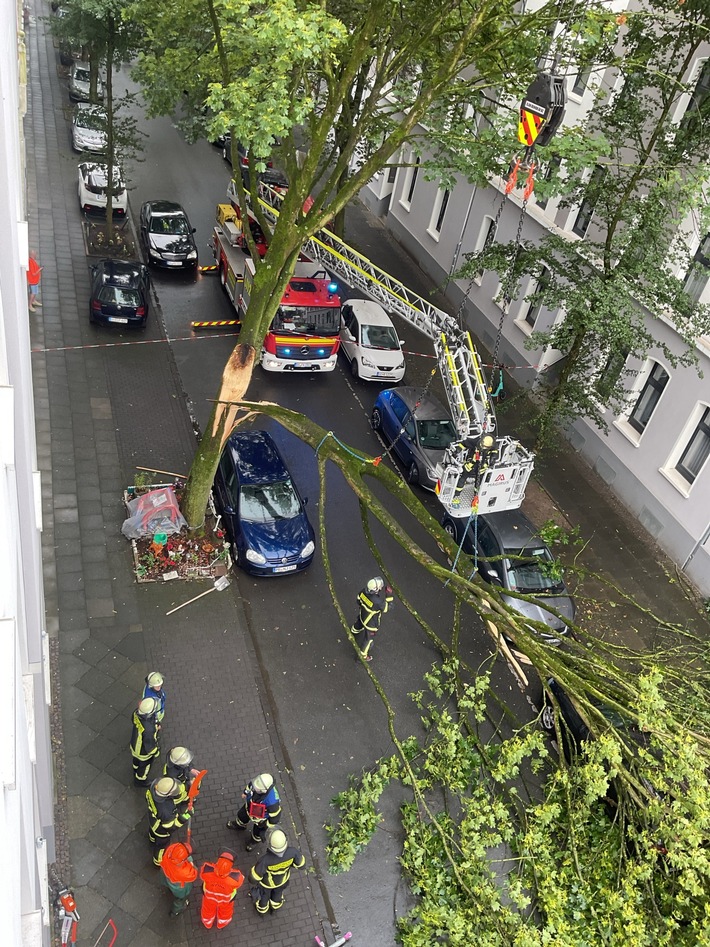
[160,841,198,917]
[199,850,244,930]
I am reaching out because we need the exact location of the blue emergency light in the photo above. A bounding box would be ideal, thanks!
[328,282,338,294]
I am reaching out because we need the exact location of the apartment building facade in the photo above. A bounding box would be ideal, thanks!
[360,26,710,599]
[1,0,55,944]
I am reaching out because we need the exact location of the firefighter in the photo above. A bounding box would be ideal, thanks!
[142,670,166,722]
[452,435,497,502]
[249,828,305,916]
[227,773,282,850]
[160,841,198,917]
[351,576,394,662]
[146,776,192,866]
[199,850,244,930]
[130,697,161,786]
[163,746,198,788]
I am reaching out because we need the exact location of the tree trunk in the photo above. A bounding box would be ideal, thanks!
[535,327,587,452]
[105,21,114,241]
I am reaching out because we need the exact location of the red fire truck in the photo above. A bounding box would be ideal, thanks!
[211,204,341,372]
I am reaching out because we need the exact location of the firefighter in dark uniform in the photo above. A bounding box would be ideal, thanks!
[249,828,305,915]
[142,671,166,723]
[452,435,497,505]
[146,776,192,866]
[130,697,161,786]
[226,773,281,850]
[351,576,394,662]
[163,746,198,788]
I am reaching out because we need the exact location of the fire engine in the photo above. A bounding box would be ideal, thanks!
[211,201,341,372]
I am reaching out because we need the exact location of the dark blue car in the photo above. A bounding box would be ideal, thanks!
[213,430,315,576]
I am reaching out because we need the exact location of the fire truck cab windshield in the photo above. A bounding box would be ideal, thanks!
[274,305,340,336]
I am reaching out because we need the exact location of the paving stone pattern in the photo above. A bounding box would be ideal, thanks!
[26,6,332,945]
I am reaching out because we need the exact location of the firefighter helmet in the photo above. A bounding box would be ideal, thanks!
[252,773,274,794]
[137,697,159,717]
[153,777,181,798]
[170,842,190,862]
[146,671,164,688]
[482,435,495,450]
[169,746,193,767]
[366,576,385,594]
[267,828,288,855]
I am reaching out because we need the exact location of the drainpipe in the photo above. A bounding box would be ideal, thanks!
[681,518,710,570]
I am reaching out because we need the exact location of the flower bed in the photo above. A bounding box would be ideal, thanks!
[123,483,232,582]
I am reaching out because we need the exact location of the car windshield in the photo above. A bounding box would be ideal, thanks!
[240,482,301,523]
[361,324,399,350]
[150,215,189,235]
[415,418,456,449]
[84,167,123,194]
[98,286,140,307]
[506,547,564,593]
[273,306,340,336]
[75,109,106,130]
[74,68,90,83]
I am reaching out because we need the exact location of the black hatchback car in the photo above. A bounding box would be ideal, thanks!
[89,259,150,328]
[138,201,198,270]
[213,430,315,577]
[442,508,575,644]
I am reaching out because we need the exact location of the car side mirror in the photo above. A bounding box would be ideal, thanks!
[191,227,197,234]
[303,497,309,505]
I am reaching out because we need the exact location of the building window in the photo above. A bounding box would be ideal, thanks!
[473,216,496,282]
[571,65,591,96]
[596,346,629,400]
[536,156,561,211]
[572,165,606,237]
[387,165,397,184]
[399,154,420,209]
[523,267,551,327]
[684,233,710,303]
[680,59,710,134]
[676,406,710,484]
[430,188,450,236]
[628,362,669,434]
[406,157,420,203]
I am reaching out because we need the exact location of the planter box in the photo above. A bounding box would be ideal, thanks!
[123,484,232,583]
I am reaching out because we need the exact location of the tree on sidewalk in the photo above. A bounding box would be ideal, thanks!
[460,0,710,448]
[127,0,615,527]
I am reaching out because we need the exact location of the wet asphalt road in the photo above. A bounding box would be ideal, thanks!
[116,66,536,941]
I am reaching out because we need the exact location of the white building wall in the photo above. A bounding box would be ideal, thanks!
[0,1,54,945]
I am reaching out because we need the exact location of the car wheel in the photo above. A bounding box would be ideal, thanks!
[222,146,229,163]
[219,262,227,289]
[371,407,382,431]
[350,358,359,380]
[541,703,556,732]
[407,462,420,484]
[443,521,457,541]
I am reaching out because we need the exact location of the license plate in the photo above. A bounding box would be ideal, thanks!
[273,564,297,573]
[166,262,182,267]
[108,316,129,324]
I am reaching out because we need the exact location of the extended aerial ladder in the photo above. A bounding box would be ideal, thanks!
[238,180,533,516]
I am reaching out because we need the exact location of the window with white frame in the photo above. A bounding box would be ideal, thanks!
[572,165,607,237]
[595,345,629,400]
[676,406,710,485]
[428,187,450,238]
[680,58,710,134]
[535,156,561,211]
[472,216,496,282]
[628,362,669,434]
[683,233,710,303]
[571,65,591,97]
[399,154,420,209]
[522,267,551,327]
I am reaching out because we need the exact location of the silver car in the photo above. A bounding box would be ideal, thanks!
[71,104,108,154]
[371,386,456,489]
[68,62,104,102]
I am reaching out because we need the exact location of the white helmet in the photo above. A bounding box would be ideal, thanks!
[153,777,181,798]
[252,773,274,794]
[146,671,164,688]
[366,576,385,594]
[169,747,193,767]
[137,697,159,717]
[267,828,288,855]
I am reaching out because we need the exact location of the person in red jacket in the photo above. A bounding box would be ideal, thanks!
[27,253,42,311]
[160,841,198,917]
[199,850,244,930]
